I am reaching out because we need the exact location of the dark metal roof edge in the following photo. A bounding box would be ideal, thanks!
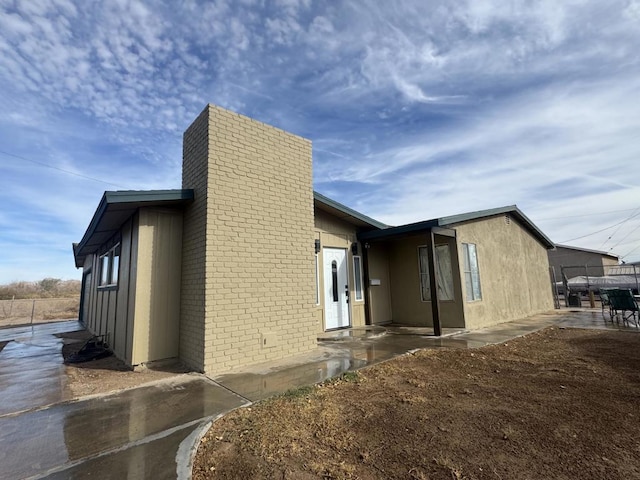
[313,191,388,230]
[553,243,619,259]
[440,205,555,249]
[358,218,440,241]
[103,189,194,204]
[358,205,554,249]
[73,189,194,266]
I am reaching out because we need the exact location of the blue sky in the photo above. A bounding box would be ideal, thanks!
[1,0,640,283]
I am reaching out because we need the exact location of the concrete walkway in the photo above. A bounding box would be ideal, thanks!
[0,310,637,479]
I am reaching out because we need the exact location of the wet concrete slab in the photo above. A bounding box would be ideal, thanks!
[0,376,248,480]
[215,310,630,403]
[0,320,82,343]
[0,321,83,416]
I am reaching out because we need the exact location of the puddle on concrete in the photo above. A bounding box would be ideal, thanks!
[0,377,248,479]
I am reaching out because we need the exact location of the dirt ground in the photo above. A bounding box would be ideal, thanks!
[58,330,189,398]
[194,327,640,480]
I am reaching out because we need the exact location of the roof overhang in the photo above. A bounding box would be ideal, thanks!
[358,205,554,249]
[73,189,194,268]
[553,243,619,260]
[313,191,387,230]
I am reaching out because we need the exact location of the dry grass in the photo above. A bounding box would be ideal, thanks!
[0,296,79,328]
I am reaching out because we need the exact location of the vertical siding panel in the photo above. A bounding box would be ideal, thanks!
[125,213,139,365]
[114,218,132,361]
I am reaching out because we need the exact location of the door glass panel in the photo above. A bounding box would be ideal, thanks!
[331,260,338,302]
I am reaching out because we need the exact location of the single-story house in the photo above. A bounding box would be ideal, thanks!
[548,244,619,279]
[73,104,556,375]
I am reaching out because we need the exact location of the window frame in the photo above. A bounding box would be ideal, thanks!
[462,243,482,302]
[417,244,455,302]
[98,243,121,289]
[315,253,320,306]
[353,255,364,302]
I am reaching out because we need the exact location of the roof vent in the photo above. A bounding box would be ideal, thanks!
[505,214,511,225]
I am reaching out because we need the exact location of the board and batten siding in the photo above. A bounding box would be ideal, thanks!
[81,208,183,366]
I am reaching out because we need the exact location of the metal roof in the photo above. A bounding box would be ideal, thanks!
[313,191,388,230]
[553,244,619,260]
[359,205,555,249]
[73,189,194,268]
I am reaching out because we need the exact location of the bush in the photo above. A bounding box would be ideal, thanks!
[0,279,81,300]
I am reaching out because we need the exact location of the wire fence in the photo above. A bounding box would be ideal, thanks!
[0,297,79,328]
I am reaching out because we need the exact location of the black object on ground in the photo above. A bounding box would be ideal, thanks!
[65,337,112,364]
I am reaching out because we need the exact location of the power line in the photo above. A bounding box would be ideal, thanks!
[537,207,640,221]
[607,220,640,252]
[560,215,640,244]
[598,208,640,250]
[0,149,127,188]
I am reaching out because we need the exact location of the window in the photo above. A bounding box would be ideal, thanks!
[462,243,482,301]
[331,260,339,302]
[99,244,120,288]
[99,254,110,286]
[315,253,320,305]
[418,244,454,301]
[353,255,363,301]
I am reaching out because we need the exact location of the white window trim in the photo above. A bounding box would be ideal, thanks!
[315,253,320,306]
[353,255,364,302]
[462,243,482,302]
[98,243,120,289]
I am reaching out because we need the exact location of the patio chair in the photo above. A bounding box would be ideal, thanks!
[607,288,639,327]
[599,289,614,321]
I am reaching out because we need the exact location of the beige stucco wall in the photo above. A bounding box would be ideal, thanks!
[385,235,465,328]
[313,209,366,330]
[454,215,554,329]
[131,208,183,365]
[181,104,317,374]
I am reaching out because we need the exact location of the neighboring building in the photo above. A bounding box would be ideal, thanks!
[73,104,556,375]
[548,244,619,278]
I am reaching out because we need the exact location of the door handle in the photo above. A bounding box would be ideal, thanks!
[345,286,349,304]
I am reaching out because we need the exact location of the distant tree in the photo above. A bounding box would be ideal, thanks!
[38,278,62,295]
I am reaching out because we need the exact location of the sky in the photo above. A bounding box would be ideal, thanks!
[1,0,640,284]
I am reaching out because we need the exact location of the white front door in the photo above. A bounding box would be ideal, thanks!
[323,247,350,329]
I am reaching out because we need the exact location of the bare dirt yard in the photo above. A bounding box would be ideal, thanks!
[58,330,190,398]
[194,327,640,480]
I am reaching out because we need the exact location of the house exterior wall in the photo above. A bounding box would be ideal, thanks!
[81,208,184,366]
[181,104,317,374]
[130,208,183,365]
[454,215,554,329]
[548,247,618,278]
[386,235,465,328]
[366,244,393,324]
[313,209,366,330]
[81,216,136,364]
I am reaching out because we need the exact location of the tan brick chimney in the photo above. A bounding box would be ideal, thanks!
[180,105,317,374]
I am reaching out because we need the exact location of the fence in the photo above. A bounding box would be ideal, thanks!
[553,264,640,308]
[0,297,79,328]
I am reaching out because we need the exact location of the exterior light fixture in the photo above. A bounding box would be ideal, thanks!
[351,242,359,255]
[315,239,321,254]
